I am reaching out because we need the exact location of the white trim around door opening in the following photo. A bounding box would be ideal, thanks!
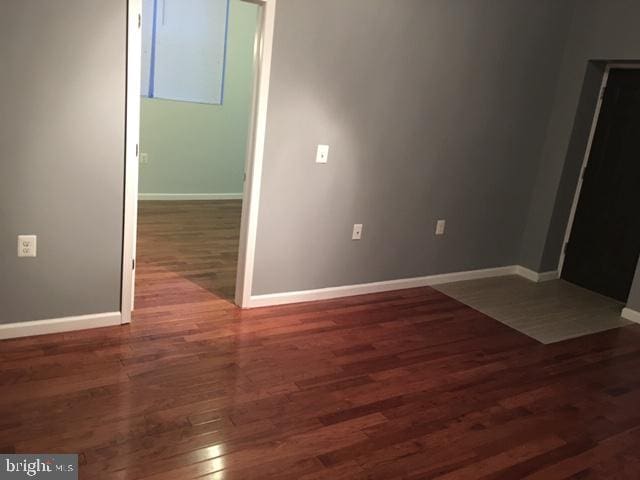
[121,0,277,322]
[558,63,640,276]
[121,0,143,324]
[234,0,277,308]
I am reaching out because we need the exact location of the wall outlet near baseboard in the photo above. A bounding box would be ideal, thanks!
[18,235,37,257]
[352,224,363,240]
[435,220,446,235]
[140,153,149,164]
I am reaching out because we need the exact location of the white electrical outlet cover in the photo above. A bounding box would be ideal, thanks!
[18,235,37,257]
[436,220,446,235]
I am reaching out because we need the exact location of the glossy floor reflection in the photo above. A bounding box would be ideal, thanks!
[2,286,640,478]
[2,204,640,478]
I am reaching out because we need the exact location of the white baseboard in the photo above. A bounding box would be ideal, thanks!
[138,193,243,201]
[1,265,565,337]
[247,265,564,309]
[515,266,559,283]
[622,308,640,324]
[248,265,519,308]
[0,312,122,340]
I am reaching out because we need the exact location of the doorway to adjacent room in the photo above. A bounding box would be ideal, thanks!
[121,0,276,323]
[561,66,640,303]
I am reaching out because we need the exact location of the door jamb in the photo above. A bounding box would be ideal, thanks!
[235,0,276,308]
[557,63,640,276]
[122,0,142,324]
[121,0,276,323]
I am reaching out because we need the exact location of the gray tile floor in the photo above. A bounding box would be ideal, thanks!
[435,276,631,344]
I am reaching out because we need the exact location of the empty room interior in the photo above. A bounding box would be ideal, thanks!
[1,0,640,478]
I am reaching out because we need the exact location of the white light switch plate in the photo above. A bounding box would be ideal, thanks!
[435,220,446,236]
[352,224,363,240]
[316,144,329,164]
[18,235,37,257]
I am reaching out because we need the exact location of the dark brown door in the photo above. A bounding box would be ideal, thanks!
[562,68,640,302]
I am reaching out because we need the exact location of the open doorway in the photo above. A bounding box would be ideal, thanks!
[135,0,258,309]
[560,65,640,304]
[121,0,275,322]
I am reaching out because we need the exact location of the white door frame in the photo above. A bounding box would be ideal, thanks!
[557,63,640,276]
[234,0,276,308]
[122,0,142,324]
[121,0,276,323]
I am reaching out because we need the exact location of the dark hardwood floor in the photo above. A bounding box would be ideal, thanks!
[136,200,243,303]
[1,201,640,479]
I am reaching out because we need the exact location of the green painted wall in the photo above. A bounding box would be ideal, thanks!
[139,0,258,196]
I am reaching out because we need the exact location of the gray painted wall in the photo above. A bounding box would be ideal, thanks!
[3,0,638,324]
[252,0,575,295]
[0,1,126,324]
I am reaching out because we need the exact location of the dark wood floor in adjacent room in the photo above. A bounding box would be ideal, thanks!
[136,200,243,303]
[1,201,640,479]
